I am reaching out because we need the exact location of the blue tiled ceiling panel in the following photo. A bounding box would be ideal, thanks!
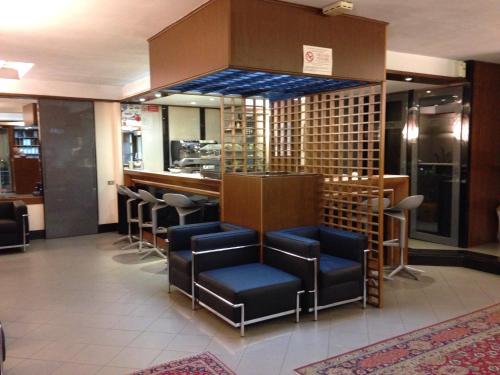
[168,69,365,100]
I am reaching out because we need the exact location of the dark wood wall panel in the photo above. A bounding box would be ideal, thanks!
[467,61,500,246]
[230,0,386,82]
[148,0,231,90]
[148,0,386,90]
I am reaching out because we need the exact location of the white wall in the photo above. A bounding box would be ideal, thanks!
[0,78,122,100]
[27,204,44,231]
[169,107,200,140]
[387,51,466,77]
[94,101,123,225]
[141,107,164,172]
[205,108,221,142]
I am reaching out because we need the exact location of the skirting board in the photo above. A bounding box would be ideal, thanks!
[409,248,500,275]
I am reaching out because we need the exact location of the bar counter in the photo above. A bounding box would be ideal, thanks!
[123,168,221,197]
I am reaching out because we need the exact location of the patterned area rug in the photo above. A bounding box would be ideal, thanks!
[129,352,236,375]
[295,303,500,375]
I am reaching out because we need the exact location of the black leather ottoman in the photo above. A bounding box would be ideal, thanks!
[197,263,303,336]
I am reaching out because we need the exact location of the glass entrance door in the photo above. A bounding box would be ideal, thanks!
[409,86,464,246]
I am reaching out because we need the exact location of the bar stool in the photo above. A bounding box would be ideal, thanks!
[114,185,142,250]
[138,189,168,259]
[383,195,424,280]
[114,185,131,245]
[163,193,203,226]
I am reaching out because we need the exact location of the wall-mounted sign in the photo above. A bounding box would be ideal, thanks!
[121,104,142,128]
[303,45,333,76]
[143,105,159,112]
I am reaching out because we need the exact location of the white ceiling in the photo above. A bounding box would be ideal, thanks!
[288,0,500,63]
[147,94,220,108]
[0,0,499,89]
[0,98,37,113]
[0,0,206,86]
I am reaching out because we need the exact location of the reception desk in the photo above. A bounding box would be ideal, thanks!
[123,169,220,197]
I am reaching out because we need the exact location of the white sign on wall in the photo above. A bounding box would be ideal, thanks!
[303,45,333,76]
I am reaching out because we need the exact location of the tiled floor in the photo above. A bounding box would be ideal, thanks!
[1,233,499,375]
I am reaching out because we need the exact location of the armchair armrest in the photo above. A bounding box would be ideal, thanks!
[13,201,29,245]
[167,221,221,252]
[319,226,367,263]
[264,231,320,259]
[192,229,259,274]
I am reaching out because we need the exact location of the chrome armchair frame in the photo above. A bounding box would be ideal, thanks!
[191,244,304,336]
[264,245,370,319]
[0,213,29,252]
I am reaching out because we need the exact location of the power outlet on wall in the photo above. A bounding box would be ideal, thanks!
[107,180,115,185]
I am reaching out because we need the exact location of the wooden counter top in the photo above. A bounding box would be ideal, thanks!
[0,193,43,205]
[123,169,221,197]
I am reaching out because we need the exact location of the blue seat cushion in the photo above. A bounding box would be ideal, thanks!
[198,263,301,304]
[319,253,362,287]
[170,250,192,273]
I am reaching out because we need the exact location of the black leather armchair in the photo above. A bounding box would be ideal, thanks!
[265,225,368,319]
[192,230,304,336]
[0,200,29,252]
[167,221,257,296]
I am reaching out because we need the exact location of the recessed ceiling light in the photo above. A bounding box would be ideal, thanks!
[155,93,162,98]
[190,101,197,105]
[209,98,215,101]
[452,95,458,98]
[0,60,34,80]
[426,90,432,94]
[441,99,446,102]
[405,77,413,81]
[139,98,146,102]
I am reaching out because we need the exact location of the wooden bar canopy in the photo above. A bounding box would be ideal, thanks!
[148,0,387,91]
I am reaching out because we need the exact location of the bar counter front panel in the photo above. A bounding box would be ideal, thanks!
[123,169,220,198]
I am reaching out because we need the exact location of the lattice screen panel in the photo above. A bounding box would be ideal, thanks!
[221,97,267,173]
[269,84,385,307]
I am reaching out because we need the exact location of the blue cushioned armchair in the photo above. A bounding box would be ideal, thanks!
[167,221,257,296]
[264,225,368,319]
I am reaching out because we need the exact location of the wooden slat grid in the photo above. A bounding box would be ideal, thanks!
[269,85,386,307]
[221,97,267,173]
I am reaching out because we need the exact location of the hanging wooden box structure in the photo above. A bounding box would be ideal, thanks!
[148,0,386,95]
[147,0,387,307]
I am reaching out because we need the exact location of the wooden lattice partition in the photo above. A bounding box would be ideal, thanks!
[269,84,386,307]
[220,97,267,173]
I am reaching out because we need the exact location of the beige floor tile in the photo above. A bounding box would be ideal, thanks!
[50,363,101,375]
[7,338,54,359]
[95,366,139,375]
[107,347,162,369]
[128,331,176,350]
[145,318,188,334]
[31,341,87,361]
[149,349,196,367]
[166,333,212,352]
[70,344,123,366]
[6,359,62,375]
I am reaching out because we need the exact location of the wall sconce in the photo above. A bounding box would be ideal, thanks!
[402,106,419,143]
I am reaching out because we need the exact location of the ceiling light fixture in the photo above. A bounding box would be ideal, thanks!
[155,93,162,98]
[190,101,197,105]
[209,98,215,101]
[0,60,34,80]
[404,77,413,82]
[426,90,432,94]
[139,98,146,102]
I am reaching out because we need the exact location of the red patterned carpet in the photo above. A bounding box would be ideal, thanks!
[295,303,500,375]
[129,352,236,375]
